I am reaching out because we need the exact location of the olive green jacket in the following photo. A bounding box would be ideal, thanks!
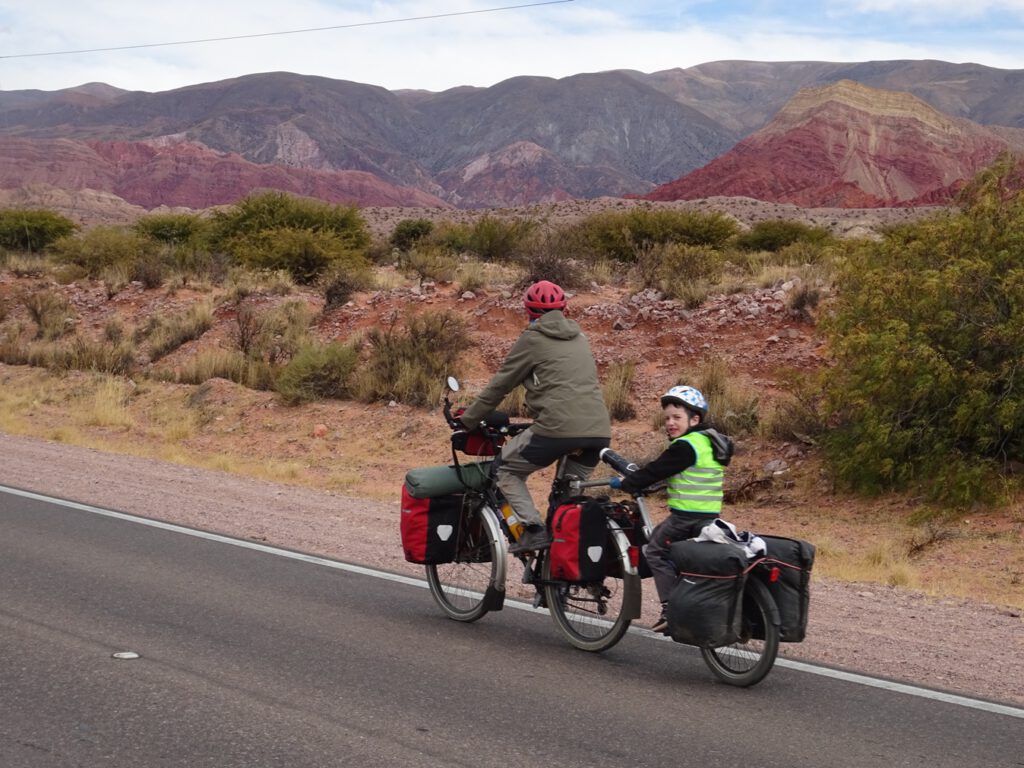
[459,310,611,439]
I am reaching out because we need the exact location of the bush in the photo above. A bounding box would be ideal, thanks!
[517,236,586,290]
[229,227,372,285]
[633,242,723,299]
[400,245,459,283]
[0,209,77,252]
[211,191,370,251]
[21,289,74,341]
[390,218,434,251]
[275,342,359,405]
[353,310,468,405]
[49,226,159,277]
[322,267,369,310]
[821,155,1024,504]
[156,348,275,390]
[146,302,214,361]
[231,299,313,364]
[465,215,536,262]
[673,357,760,437]
[602,361,637,421]
[564,208,738,263]
[134,212,209,247]
[734,219,833,252]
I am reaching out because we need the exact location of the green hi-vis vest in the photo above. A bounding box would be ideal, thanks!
[667,431,724,515]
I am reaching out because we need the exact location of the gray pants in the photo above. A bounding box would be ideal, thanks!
[496,427,609,527]
[644,512,720,603]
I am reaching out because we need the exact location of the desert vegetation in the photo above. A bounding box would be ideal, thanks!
[2,162,1023,526]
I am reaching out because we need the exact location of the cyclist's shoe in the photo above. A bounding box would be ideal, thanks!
[651,604,669,634]
[509,526,552,554]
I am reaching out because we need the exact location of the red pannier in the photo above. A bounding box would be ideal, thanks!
[547,497,609,583]
[400,486,464,564]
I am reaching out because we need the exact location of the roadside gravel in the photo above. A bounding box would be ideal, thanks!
[3,431,1021,708]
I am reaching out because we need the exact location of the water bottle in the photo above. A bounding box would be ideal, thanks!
[499,500,525,540]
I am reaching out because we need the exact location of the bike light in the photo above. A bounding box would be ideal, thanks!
[769,566,780,583]
[628,545,640,568]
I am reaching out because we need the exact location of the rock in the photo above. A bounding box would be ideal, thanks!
[312,423,328,438]
[764,458,789,474]
[461,291,476,300]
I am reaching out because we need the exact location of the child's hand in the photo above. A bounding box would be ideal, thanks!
[609,476,622,489]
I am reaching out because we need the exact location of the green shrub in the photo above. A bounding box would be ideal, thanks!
[465,215,536,262]
[634,242,723,299]
[353,310,468,405]
[400,245,459,283]
[211,191,370,250]
[390,218,434,251]
[322,267,369,310]
[565,208,738,263]
[517,237,586,290]
[49,226,159,277]
[821,155,1024,504]
[134,212,209,246]
[0,209,77,252]
[428,221,471,254]
[275,342,359,405]
[229,227,372,285]
[734,219,833,252]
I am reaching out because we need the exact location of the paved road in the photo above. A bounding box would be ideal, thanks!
[1,489,1020,768]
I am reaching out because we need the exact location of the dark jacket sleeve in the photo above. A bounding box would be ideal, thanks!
[619,440,697,493]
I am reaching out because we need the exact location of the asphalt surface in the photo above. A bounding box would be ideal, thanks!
[1,488,1020,768]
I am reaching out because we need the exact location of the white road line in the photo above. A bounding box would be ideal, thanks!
[4,484,1022,721]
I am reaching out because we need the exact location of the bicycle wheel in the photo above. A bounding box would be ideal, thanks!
[700,577,780,687]
[426,502,503,622]
[543,521,641,652]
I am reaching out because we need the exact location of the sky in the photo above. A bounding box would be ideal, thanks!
[2,0,1024,94]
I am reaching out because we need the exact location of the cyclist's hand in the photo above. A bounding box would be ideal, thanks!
[448,406,466,429]
[609,476,623,490]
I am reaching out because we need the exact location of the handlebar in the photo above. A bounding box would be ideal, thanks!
[600,447,639,475]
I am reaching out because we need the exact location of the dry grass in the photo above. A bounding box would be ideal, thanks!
[78,376,134,429]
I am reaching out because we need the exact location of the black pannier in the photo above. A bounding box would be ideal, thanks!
[752,535,815,642]
[666,539,749,647]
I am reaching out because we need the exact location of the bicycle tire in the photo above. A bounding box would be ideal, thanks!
[426,502,503,622]
[542,520,641,652]
[700,577,780,687]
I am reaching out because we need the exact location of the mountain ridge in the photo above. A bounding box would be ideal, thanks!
[4,61,1024,210]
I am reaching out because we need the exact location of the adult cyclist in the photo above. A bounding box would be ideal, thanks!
[457,280,611,554]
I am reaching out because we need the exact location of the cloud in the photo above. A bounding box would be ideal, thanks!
[1,0,1023,93]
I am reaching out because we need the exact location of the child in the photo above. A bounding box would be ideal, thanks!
[609,385,734,632]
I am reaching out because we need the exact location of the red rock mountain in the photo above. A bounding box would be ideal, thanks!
[0,136,450,210]
[644,80,1024,207]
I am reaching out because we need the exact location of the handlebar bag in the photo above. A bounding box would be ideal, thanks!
[451,411,510,456]
[400,487,464,564]
[751,535,815,642]
[548,497,609,583]
[666,540,748,648]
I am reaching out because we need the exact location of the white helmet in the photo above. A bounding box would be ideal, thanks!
[660,385,707,417]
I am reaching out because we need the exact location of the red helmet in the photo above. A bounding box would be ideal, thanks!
[523,280,567,319]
